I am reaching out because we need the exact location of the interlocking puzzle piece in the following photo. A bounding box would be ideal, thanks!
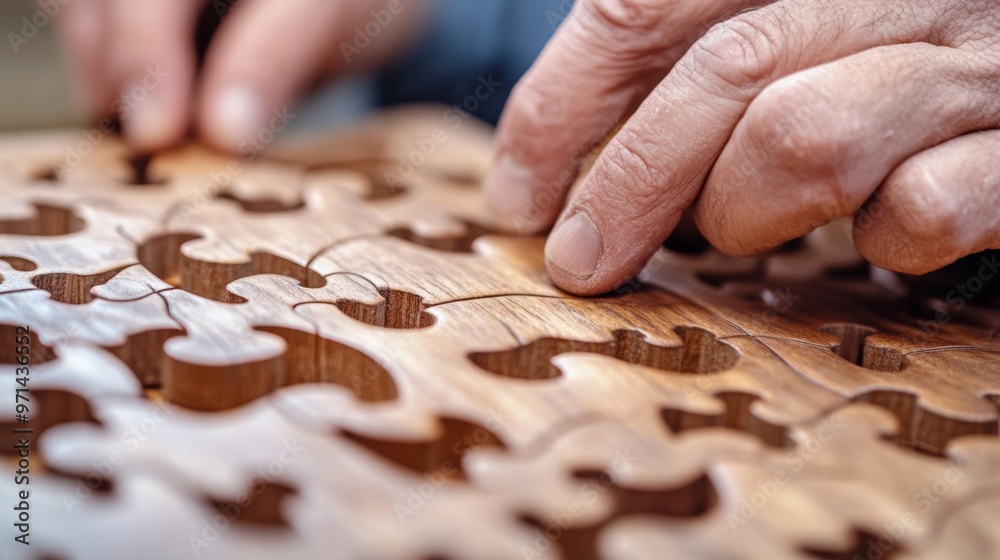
[514,404,1000,560]
[0,342,141,453]
[89,264,393,411]
[764,340,1000,453]
[0,286,181,384]
[0,193,162,303]
[2,110,999,560]
[32,396,555,560]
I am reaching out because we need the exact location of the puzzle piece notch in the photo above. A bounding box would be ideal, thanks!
[330,285,436,330]
[1,343,141,454]
[468,326,739,381]
[343,415,506,482]
[0,202,84,236]
[31,265,134,304]
[124,154,167,185]
[519,471,718,560]
[766,338,1000,455]
[137,231,327,303]
[661,390,792,449]
[0,256,36,272]
[822,323,907,372]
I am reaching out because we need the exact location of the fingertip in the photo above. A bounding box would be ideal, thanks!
[544,209,635,296]
[545,212,603,280]
[200,83,271,153]
[119,74,189,153]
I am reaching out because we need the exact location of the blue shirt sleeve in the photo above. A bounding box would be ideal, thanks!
[377,0,573,125]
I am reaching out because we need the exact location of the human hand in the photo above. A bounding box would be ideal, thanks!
[58,0,426,153]
[484,0,1000,295]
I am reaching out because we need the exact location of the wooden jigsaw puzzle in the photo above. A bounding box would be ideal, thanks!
[0,106,998,559]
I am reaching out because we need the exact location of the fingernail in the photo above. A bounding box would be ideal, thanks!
[485,153,546,233]
[122,85,174,152]
[545,212,602,279]
[208,84,263,150]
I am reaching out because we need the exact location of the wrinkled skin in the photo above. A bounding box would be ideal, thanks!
[484,0,1000,294]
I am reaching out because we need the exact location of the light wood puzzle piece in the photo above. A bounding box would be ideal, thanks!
[555,405,1000,560]
[90,264,398,411]
[643,240,1000,454]
[30,394,555,560]
[0,342,140,453]
[1,113,999,560]
[0,196,147,301]
[0,285,181,384]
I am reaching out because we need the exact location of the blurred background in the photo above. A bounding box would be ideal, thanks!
[0,0,570,135]
[0,2,79,130]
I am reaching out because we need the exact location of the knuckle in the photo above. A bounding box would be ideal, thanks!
[585,0,670,31]
[500,80,561,154]
[677,14,782,98]
[745,80,861,220]
[597,132,664,206]
[575,0,677,59]
[752,83,848,169]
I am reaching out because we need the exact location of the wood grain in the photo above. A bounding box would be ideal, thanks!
[0,106,998,560]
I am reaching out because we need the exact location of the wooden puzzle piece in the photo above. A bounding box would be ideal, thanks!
[0,341,140,454]
[763,341,1000,454]
[28,392,555,560]
[640,237,1000,453]
[311,234,563,304]
[0,286,181,384]
[0,192,163,303]
[89,264,400,411]
[269,104,495,187]
[505,404,1000,560]
[2,112,999,560]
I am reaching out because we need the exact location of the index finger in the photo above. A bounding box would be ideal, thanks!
[483,0,760,234]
